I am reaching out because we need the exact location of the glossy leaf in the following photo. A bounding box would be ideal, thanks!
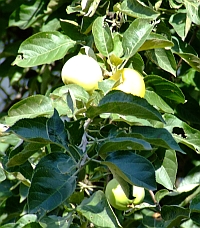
[86,90,165,123]
[102,151,157,190]
[92,16,114,56]
[122,18,153,58]
[77,190,122,228]
[12,31,76,67]
[28,153,76,215]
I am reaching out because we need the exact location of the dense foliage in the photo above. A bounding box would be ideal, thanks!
[1,0,200,227]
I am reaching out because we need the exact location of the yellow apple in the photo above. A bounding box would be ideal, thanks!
[61,55,103,92]
[110,68,145,97]
[105,178,145,211]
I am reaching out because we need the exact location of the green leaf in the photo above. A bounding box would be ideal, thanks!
[139,33,174,51]
[190,193,200,212]
[7,143,46,167]
[155,150,178,190]
[9,0,48,29]
[92,16,114,56]
[5,95,54,126]
[144,75,185,104]
[164,114,200,153]
[169,10,190,41]
[76,190,122,228]
[12,31,76,67]
[98,137,152,159]
[28,153,76,216]
[146,49,177,76]
[174,52,200,72]
[161,205,189,226]
[130,126,184,153]
[102,151,156,190]
[40,215,72,228]
[122,18,154,58]
[145,90,174,114]
[86,90,165,123]
[8,110,70,151]
[15,214,37,227]
[190,211,200,225]
[119,0,160,20]
[183,0,200,25]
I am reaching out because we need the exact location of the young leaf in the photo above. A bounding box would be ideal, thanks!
[28,153,76,216]
[77,190,122,228]
[12,31,76,67]
[92,16,114,56]
[102,151,157,190]
[119,0,160,20]
[86,90,165,123]
[122,18,154,58]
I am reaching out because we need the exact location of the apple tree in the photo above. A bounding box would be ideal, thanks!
[1,0,200,227]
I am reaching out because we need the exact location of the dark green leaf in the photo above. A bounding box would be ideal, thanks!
[102,151,156,190]
[86,90,165,123]
[190,193,200,212]
[144,75,185,104]
[76,190,122,228]
[28,153,76,215]
[161,205,189,222]
[98,137,152,159]
[131,126,184,153]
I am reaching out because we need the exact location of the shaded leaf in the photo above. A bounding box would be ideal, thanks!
[86,90,165,123]
[28,153,76,215]
[92,16,114,56]
[77,190,122,228]
[12,31,76,67]
[122,18,154,58]
[190,193,200,212]
[40,215,72,228]
[102,151,157,190]
[9,0,48,29]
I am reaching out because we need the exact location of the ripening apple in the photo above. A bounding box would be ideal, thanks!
[110,68,145,97]
[105,178,145,211]
[61,55,103,93]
